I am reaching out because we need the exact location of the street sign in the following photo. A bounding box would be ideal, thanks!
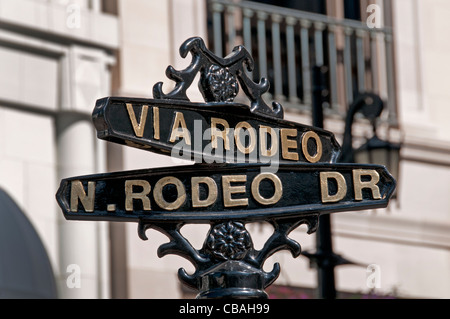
[57,163,395,223]
[56,36,397,299]
[93,97,341,164]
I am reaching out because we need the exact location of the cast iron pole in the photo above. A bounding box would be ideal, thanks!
[312,65,337,299]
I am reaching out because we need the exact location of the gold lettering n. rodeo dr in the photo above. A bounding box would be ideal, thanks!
[57,163,395,223]
[69,170,380,212]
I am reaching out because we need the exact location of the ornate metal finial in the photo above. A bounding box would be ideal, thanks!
[200,65,239,103]
[153,37,284,119]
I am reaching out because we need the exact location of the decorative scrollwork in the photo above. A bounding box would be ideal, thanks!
[138,214,319,299]
[152,37,284,119]
[200,65,239,103]
[205,221,252,261]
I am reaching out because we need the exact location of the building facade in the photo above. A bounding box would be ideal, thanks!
[0,0,118,298]
[0,0,449,299]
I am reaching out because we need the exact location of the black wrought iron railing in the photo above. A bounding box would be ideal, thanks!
[207,0,397,124]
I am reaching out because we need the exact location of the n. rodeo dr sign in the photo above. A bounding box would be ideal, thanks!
[57,163,395,223]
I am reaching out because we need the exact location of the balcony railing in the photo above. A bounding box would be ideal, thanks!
[207,0,397,124]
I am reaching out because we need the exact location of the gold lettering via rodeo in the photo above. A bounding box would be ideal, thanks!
[69,170,382,213]
[125,104,323,163]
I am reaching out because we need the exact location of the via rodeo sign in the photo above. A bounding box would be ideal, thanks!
[56,37,396,299]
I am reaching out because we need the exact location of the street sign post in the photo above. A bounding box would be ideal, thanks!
[56,37,396,299]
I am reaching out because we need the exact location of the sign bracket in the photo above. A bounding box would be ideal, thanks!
[137,215,318,299]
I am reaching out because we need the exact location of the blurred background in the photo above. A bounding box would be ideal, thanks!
[0,0,449,299]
